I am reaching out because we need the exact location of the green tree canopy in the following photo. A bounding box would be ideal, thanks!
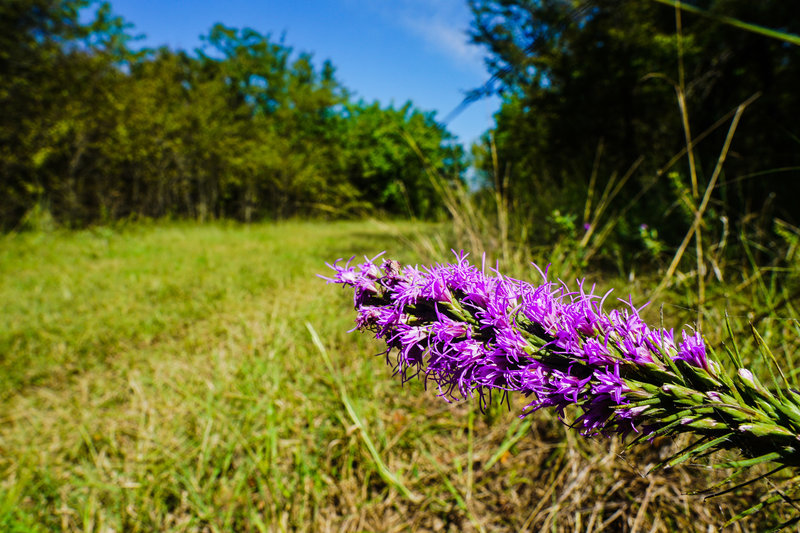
[0,1,464,228]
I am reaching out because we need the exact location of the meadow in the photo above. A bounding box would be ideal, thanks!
[1,221,798,532]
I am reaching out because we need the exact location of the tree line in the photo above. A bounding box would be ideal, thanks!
[0,0,464,229]
[467,0,800,256]
[4,0,799,257]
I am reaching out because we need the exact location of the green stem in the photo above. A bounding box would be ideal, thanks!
[650,0,800,46]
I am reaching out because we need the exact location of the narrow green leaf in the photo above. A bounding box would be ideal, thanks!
[666,434,732,468]
[625,417,687,451]
[713,360,748,408]
[484,417,532,471]
[767,515,800,533]
[724,311,743,368]
[703,465,786,499]
[660,381,706,405]
[772,400,800,432]
[716,451,783,470]
[306,322,420,502]
[662,351,686,386]
[419,446,486,532]
[724,493,784,527]
[639,335,685,385]
[739,422,795,440]
[620,396,662,409]
[650,435,709,471]
[650,0,800,47]
[751,324,791,393]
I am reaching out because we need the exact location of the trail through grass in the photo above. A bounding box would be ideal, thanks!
[1,221,426,531]
[0,221,793,531]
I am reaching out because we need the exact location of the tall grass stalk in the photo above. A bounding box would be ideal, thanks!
[651,0,800,47]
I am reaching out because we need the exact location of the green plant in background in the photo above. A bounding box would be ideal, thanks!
[638,224,665,260]
[467,0,800,269]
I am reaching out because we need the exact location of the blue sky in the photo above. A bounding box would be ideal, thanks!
[109,0,501,148]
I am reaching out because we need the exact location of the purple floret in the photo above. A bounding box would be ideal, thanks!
[676,331,709,370]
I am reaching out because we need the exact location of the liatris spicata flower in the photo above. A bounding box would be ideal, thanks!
[324,252,800,489]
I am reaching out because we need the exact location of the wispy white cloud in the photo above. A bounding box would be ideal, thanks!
[347,0,485,76]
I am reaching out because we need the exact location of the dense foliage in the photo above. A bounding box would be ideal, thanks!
[0,0,464,228]
[468,0,800,250]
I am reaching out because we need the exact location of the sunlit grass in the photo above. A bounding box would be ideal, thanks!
[1,220,429,531]
[1,221,796,531]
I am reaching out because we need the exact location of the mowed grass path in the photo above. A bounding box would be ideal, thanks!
[0,222,764,531]
[0,221,437,531]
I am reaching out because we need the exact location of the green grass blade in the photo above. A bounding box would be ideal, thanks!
[703,465,787,499]
[651,0,800,46]
[751,325,791,392]
[716,451,783,470]
[306,322,421,502]
[484,417,532,471]
[666,434,732,468]
[724,493,785,527]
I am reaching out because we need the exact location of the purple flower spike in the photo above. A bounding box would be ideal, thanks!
[324,251,800,499]
[324,251,718,437]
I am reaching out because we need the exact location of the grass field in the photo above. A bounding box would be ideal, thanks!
[1,221,796,531]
